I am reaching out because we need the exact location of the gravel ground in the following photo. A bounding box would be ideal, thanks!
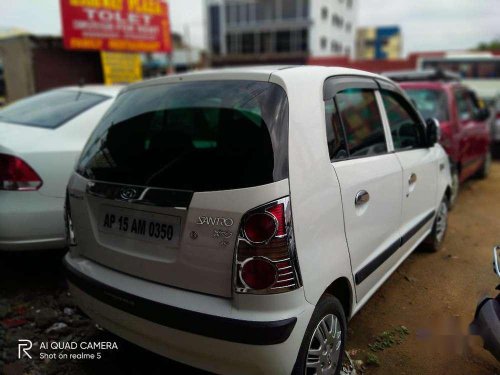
[1,161,500,375]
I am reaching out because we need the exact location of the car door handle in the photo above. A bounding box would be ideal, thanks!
[408,173,417,185]
[355,190,370,206]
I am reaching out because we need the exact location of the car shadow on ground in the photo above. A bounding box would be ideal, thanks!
[0,249,67,300]
[492,142,500,160]
[0,250,209,375]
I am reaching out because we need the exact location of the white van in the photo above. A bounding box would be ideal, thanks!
[64,66,452,375]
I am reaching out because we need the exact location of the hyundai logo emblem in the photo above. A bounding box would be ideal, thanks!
[119,187,138,200]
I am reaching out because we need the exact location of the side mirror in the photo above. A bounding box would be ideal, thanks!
[425,118,440,147]
[475,108,490,122]
[494,245,500,277]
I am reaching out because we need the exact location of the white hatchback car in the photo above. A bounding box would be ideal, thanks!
[64,67,451,375]
[0,85,121,251]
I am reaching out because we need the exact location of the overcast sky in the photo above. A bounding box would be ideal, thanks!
[0,0,499,55]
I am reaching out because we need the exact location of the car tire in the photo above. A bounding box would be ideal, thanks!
[292,295,346,375]
[422,197,448,252]
[449,164,459,209]
[476,150,492,179]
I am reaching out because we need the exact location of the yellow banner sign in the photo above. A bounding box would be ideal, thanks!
[101,52,142,85]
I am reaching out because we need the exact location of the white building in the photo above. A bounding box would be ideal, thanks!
[206,0,357,65]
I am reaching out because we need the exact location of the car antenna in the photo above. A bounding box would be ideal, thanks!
[75,78,86,101]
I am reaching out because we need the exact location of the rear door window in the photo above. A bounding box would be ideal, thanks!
[334,89,387,158]
[0,90,109,128]
[77,81,289,192]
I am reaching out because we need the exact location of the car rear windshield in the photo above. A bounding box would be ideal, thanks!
[0,90,109,128]
[404,88,449,122]
[77,80,289,192]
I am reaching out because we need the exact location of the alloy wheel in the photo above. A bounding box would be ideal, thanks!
[435,200,448,243]
[306,314,342,375]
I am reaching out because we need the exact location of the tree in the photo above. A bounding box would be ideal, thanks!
[476,39,500,51]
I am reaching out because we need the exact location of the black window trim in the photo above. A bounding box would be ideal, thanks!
[375,78,426,124]
[323,75,432,164]
[323,75,391,163]
[0,89,111,130]
[376,78,434,153]
[328,97,349,162]
[323,75,378,101]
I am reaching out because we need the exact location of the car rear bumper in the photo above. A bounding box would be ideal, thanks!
[0,191,66,251]
[64,254,313,375]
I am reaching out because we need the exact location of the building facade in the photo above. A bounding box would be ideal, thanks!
[206,0,357,65]
[355,26,402,60]
[0,34,103,103]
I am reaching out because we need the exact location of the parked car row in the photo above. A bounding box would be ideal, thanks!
[384,69,492,207]
[486,95,500,144]
[0,66,493,374]
[0,86,121,251]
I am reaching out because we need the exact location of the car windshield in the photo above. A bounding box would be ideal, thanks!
[77,80,289,192]
[0,90,109,128]
[404,88,449,122]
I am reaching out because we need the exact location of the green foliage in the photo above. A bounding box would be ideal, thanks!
[476,39,500,51]
[366,352,380,367]
[368,325,410,352]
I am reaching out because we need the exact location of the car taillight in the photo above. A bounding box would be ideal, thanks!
[0,153,42,191]
[243,213,277,243]
[240,257,277,290]
[234,197,302,294]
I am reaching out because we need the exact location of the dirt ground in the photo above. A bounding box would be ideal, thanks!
[346,160,500,374]
[1,162,500,375]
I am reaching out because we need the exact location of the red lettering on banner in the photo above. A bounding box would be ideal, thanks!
[60,0,172,52]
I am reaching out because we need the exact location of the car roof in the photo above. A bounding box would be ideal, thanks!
[62,85,124,97]
[121,65,391,93]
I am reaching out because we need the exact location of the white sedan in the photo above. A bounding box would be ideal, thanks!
[0,85,122,251]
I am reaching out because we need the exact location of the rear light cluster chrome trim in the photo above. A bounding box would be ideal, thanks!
[271,257,299,291]
[234,196,302,295]
[238,256,278,290]
[242,212,278,245]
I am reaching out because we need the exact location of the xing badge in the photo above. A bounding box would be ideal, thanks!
[213,229,232,239]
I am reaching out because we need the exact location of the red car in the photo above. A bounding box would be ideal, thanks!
[385,70,491,206]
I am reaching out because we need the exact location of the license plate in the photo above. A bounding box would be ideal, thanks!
[98,205,181,246]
